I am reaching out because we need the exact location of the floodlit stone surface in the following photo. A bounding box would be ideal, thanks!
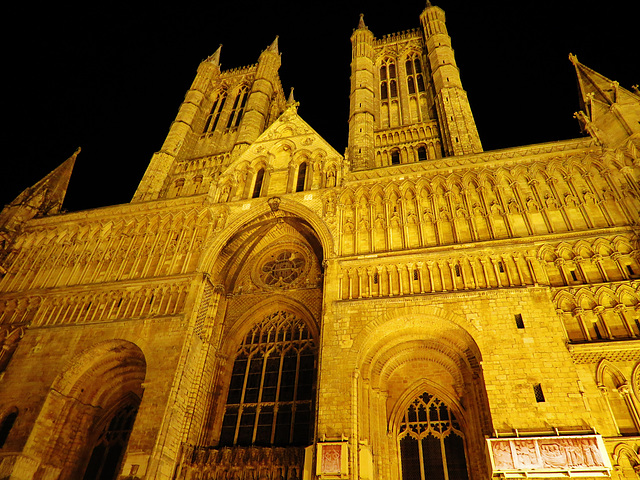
[0,4,639,480]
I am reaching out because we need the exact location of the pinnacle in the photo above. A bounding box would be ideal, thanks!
[287,87,295,105]
[207,44,222,66]
[358,13,366,29]
[267,36,279,53]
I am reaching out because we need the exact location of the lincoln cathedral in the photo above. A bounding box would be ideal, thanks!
[0,2,639,479]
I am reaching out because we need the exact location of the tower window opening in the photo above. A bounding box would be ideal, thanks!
[498,261,504,273]
[296,162,307,192]
[381,82,388,100]
[373,272,379,284]
[391,150,400,165]
[533,384,545,403]
[252,168,265,198]
[380,66,387,81]
[626,264,635,275]
[408,77,416,95]
[389,63,396,78]
[417,74,425,92]
[234,90,249,127]
[454,264,461,277]
[515,313,524,329]
[406,60,414,75]
[414,58,423,73]
[570,269,578,282]
[413,269,419,281]
[204,92,227,133]
[390,80,398,98]
[227,88,248,130]
[417,146,427,161]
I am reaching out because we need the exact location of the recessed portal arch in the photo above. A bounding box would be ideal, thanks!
[353,312,491,480]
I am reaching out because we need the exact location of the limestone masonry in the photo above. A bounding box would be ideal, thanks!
[0,3,638,479]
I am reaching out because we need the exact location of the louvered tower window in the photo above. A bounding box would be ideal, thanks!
[220,311,316,446]
[380,59,397,100]
[226,87,249,130]
[399,393,469,480]
[406,55,426,95]
[203,92,227,134]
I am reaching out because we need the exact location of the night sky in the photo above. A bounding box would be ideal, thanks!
[3,1,638,213]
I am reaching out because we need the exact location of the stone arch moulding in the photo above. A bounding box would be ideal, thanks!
[349,309,491,480]
[388,378,471,435]
[221,294,320,357]
[199,196,336,274]
[20,339,146,480]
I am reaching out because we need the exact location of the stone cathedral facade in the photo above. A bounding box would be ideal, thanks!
[0,3,639,480]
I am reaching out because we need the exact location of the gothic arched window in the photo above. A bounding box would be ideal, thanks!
[220,311,316,447]
[391,149,401,165]
[226,87,249,130]
[82,401,139,480]
[252,168,265,198]
[417,146,427,161]
[296,162,308,192]
[203,91,227,134]
[399,392,469,480]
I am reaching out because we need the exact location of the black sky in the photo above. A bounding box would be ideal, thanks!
[3,1,638,213]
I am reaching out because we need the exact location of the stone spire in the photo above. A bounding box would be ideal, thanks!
[0,148,78,253]
[207,44,222,66]
[570,53,640,148]
[287,87,296,105]
[267,36,279,54]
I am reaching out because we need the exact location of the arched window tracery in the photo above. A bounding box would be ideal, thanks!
[252,168,265,198]
[398,392,469,480]
[82,401,140,480]
[296,162,308,192]
[220,311,317,447]
[203,91,227,134]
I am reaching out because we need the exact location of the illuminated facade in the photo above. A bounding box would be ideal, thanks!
[0,3,639,479]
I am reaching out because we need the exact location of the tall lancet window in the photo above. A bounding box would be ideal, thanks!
[398,392,469,480]
[252,168,265,198]
[380,59,396,101]
[227,87,249,129]
[296,162,308,192]
[219,311,316,446]
[203,92,227,134]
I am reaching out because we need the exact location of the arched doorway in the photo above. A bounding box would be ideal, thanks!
[22,340,146,480]
[353,312,492,480]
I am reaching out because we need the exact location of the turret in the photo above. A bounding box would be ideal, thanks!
[570,54,640,151]
[234,37,282,154]
[420,2,482,156]
[348,14,376,170]
[132,46,222,202]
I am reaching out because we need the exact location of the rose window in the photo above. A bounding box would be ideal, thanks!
[261,251,306,287]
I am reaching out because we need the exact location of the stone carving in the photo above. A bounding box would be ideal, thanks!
[489,436,610,474]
